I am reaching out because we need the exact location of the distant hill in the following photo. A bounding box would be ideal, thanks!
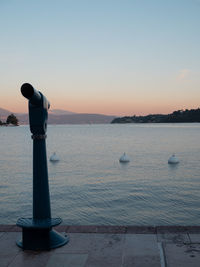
[0,107,115,124]
[49,109,76,115]
[48,113,115,124]
[111,108,200,123]
[0,107,12,118]
[17,113,116,124]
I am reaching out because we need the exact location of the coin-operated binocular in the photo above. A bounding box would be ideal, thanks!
[16,83,69,250]
[21,83,50,135]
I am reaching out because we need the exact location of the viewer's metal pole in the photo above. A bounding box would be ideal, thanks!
[16,83,69,250]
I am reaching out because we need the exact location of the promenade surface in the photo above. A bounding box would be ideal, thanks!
[1,225,200,267]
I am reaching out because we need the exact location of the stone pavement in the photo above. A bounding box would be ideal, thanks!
[0,225,200,267]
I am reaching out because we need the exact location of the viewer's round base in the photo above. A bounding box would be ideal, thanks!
[16,229,69,250]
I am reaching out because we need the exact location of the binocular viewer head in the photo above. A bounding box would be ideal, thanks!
[21,83,50,109]
[21,83,50,135]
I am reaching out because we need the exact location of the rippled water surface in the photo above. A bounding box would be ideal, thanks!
[0,123,200,225]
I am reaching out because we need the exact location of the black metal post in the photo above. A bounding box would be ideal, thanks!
[33,137,51,219]
[16,83,69,250]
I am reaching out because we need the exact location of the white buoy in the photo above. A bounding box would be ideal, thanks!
[168,154,179,164]
[119,153,130,163]
[50,152,59,162]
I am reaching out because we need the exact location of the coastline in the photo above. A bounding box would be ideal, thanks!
[1,224,200,266]
[1,224,200,233]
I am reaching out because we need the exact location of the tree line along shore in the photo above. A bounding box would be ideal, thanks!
[1,108,200,125]
[0,114,19,126]
[111,108,200,124]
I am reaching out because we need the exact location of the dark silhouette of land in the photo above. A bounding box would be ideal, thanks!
[0,107,116,124]
[111,108,200,123]
[2,107,200,125]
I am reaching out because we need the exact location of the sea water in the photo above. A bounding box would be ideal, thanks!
[0,123,200,225]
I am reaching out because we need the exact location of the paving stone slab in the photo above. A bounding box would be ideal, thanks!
[184,226,200,233]
[122,234,160,267]
[164,243,200,267]
[85,234,125,267]
[157,232,190,244]
[0,232,21,267]
[122,255,161,267]
[85,253,122,267]
[0,232,5,239]
[94,233,125,254]
[46,253,88,267]
[55,234,124,267]
[123,234,159,255]
[53,233,95,253]
[7,250,52,267]
[189,234,200,243]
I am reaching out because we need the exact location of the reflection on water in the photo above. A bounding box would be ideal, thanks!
[0,123,200,225]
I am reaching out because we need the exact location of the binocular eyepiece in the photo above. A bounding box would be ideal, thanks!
[21,83,50,109]
[21,83,50,135]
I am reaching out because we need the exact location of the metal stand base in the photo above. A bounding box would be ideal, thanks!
[16,228,69,250]
[16,218,69,250]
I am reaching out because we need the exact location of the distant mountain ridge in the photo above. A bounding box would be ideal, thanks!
[17,113,115,124]
[49,109,77,115]
[0,107,115,124]
[0,107,12,117]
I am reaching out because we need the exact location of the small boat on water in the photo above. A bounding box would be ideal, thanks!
[168,154,179,164]
[119,153,130,163]
[50,152,59,162]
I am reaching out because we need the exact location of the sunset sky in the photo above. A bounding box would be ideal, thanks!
[0,0,200,116]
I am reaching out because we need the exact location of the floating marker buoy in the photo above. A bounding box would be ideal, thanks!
[168,154,179,164]
[119,153,130,163]
[50,152,59,162]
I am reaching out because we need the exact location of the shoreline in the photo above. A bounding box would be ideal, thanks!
[1,224,200,266]
[1,224,200,233]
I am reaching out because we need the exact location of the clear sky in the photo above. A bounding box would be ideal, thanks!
[0,0,200,116]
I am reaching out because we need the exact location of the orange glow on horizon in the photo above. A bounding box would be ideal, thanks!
[1,84,200,117]
[3,100,200,117]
